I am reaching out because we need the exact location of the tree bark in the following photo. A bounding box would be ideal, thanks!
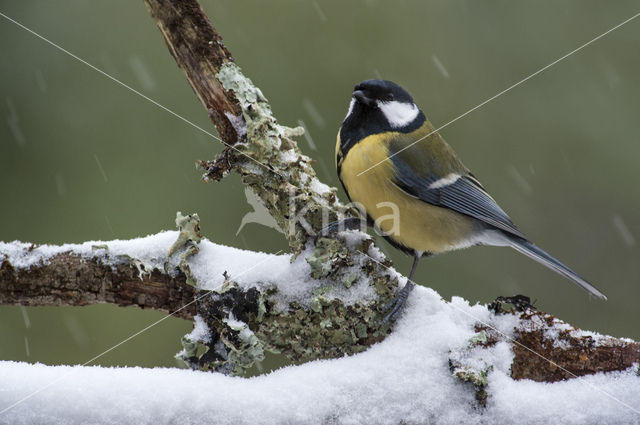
[509,311,640,381]
[0,250,195,320]
[143,0,242,147]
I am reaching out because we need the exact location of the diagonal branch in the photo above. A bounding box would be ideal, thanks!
[144,0,242,145]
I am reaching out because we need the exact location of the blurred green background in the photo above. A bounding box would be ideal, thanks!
[1,0,639,370]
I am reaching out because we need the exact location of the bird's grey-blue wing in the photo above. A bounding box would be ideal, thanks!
[390,154,526,239]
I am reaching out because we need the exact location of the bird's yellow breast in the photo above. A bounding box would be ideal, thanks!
[338,132,476,254]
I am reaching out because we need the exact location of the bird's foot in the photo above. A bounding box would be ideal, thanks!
[316,217,367,241]
[381,281,415,324]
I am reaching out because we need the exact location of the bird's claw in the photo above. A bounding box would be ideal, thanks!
[381,282,415,324]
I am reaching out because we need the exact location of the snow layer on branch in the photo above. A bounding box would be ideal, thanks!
[1,287,639,425]
[0,232,180,272]
[0,232,376,310]
[188,238,377,310]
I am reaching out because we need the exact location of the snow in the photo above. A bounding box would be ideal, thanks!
[431,54,450,80]
[298,171,311,185]
[367,243,386,263]
[612,214,636,247]
[519,312,633,348]
[302,98,325,128]
[223,111,247,140]
[297,119,317,151]
[187,315,211,343]
[309,177,333,196]
[2,233,639,424]
[129,55,156,92]
[279,148,299,163]
[0,232,178,272]
[1,286,639,424]
[188,238,377,311]
[339,229,370,249]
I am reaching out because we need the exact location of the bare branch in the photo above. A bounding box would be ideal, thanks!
[143,0,242,145]
[510,310,640,381]
[0,249,195,320]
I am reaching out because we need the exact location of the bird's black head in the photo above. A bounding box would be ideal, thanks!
[352,79,415,106]
[339,79,425,156]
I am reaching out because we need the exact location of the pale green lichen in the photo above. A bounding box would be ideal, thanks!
[217,63,344,253]
[250,246,397,365]
[214,273,237,295]
[171,212,214,371]
[310,286,332,313]
[343,274,357,288]
[221,316,265,375]
[468,330,488,347]
[168,212,202,286]
[306,238,353,280]
[453,367,490,387]
[176,207,399,375]
[179,334,208,362]
[256,290,268,323]
[169,211,202,256]
[451,365,492,406]
[255,300,378,361]
[449,331,495,407]
[217,63,299,167]
[174,64,407,375]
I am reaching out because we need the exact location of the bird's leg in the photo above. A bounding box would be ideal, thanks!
[316,217,367,239]
[382,252,421,324]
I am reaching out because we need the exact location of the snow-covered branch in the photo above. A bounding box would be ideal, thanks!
[2,225,639,379]
[0,233,195,320]
[0,212,397,375]
[1,233,640,424]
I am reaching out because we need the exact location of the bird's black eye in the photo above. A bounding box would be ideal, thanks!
[387,93,395,100]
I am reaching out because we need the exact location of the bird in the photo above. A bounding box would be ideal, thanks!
[333,79,606,323]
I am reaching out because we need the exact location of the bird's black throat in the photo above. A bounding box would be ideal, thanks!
[338,100,425,164]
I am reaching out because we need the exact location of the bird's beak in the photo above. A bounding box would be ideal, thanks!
[353,90,376,107]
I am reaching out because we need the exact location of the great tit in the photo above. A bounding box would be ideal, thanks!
[334,79,606,321]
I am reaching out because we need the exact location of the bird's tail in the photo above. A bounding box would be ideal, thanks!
[502,235,607,300]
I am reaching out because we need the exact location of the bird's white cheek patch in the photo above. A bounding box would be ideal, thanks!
[378,101,419,128]
[344,98,355,120]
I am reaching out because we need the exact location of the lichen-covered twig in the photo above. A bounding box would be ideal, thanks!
[143,0,353,252]
[142,0,403,374]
